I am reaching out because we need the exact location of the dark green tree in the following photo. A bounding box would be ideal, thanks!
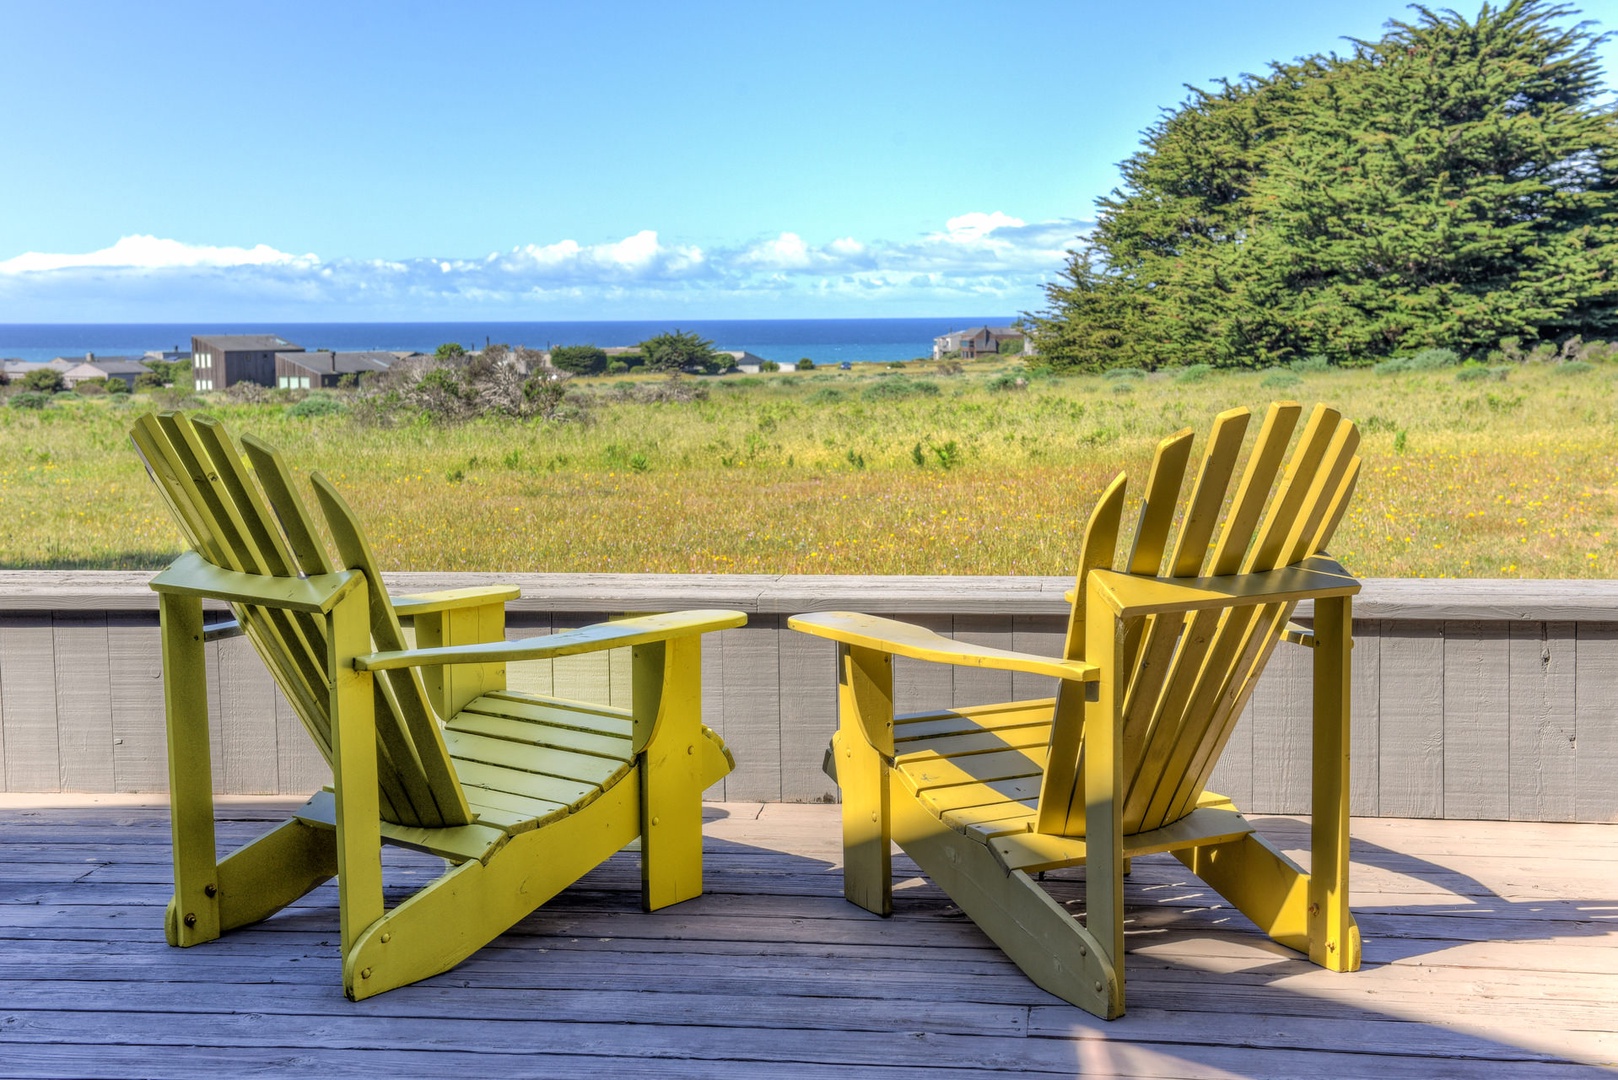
[638,329,725,374]
[549,344,609,375]
[434,342,468,361]
[1027,1,1618,370]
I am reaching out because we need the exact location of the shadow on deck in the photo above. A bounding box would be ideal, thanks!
[0,800,1613,1077]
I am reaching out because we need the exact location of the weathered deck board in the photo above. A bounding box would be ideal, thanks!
[0,799,1611,1077]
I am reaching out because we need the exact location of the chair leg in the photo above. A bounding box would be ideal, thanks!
[835,644,895,917]
[342,779,639,1000]
[893,794,1121,1019]
[159,592,221,947]
[214,819,337,933]
[833,728,892,917]
[637,637,706,911]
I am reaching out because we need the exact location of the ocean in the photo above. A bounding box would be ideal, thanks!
[0,318,1018,366]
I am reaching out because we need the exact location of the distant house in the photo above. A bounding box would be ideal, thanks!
[191,334,304,390]
[932,326,1026,360]
[724,351,773,373]
[4,358,75,381]
[61,356,151,389]
[143,347,192,363]
[275,350,396,390]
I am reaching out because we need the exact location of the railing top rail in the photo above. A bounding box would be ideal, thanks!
[1,570,1616,621]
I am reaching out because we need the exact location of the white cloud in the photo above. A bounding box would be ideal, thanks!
[0,214,1088,319]
[0,234,316,274]
[940,211,1026,242]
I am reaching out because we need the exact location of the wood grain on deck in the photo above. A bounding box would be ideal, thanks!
[0,800,1611,1077]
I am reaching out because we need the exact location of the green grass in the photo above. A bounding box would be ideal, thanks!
[3,359,1615,578]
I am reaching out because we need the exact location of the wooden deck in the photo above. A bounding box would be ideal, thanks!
[1,799,1613,1078]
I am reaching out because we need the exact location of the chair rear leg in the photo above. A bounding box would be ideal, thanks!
[893,793,1121,1018]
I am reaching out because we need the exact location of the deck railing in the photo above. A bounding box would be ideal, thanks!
[1,571,1614,822]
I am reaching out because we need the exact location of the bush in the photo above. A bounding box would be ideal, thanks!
[107,378,129,395]
[987,372,1028,392]
[76,379,108,396]
[606,360,629,376]
[1377,347,1459,375]
[134,372,166,391]
[287,394,347,419]
[809,387,843,403]
[1102,367,1145,380]
[1554,360,1593,376]
[1455,363,1509,383]
[9,391,51,409]
[760,360,781,373]
[1174,363,1213,384]
[1291,355,1331,373]
[796,358,815,371]
[550,345,608,375]
[863,378,941,401]
[1260,368,1302,389]
[21,369,65,393]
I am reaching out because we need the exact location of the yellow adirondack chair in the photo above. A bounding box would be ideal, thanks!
[132,412,745,999]
[789,402,1363,1019]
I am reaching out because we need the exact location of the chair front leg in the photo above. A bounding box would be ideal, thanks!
[635,637,706,910]
[836,643,894,917]
[159,592,221,946]
[327,586,385,980]
[1309,594,1361,971]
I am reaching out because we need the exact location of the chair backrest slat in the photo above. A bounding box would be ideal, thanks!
[1037,402,1359,839]
[134,413,471,828]
[312,475,472,826]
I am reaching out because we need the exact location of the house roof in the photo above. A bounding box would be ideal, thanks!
[276,350,395,376]
[195,334,303,352]
[66,359,152,376]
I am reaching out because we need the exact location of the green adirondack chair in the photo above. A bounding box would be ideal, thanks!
[789,402,1363,1019]
[132,412,745,999]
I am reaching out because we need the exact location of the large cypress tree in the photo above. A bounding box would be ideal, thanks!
[1027,1,1618,370]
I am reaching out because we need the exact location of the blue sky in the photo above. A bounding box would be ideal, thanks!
[2,0,1613,322]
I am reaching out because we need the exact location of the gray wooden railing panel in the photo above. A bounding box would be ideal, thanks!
[1,573,1616,821]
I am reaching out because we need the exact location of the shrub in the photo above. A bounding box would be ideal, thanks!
[1260,368,1302,389]
[1455,364,1510,383]
[550,345,608,375]
[987,372,1028,392]
[1174,363,1213,384]
[934,359,964,376]
[1554,360,1593,376]
[76,379,108,396]
[796,358,815,371]
[9,391,51,409]
[606,360,629,376]
[809,388,843,403]
[107,378,129,395]
[1291,355,1330,373]
[863,378,941,402]
[287,394,347,419]
[134,372,166,391]
[1102,367,1144,380]
[760,360,781,373]
[21,369,65,393]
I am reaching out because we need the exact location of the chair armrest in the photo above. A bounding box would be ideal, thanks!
[788,611,1097,683]
[355,609,747,671]
[392,585,521,618]
[1089,554,1359,620]
[149,550,363,614]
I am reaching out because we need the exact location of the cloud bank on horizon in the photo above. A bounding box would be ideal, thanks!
[0,213,1086,321]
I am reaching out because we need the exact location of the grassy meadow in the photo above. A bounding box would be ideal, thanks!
[3,358,1615,579]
